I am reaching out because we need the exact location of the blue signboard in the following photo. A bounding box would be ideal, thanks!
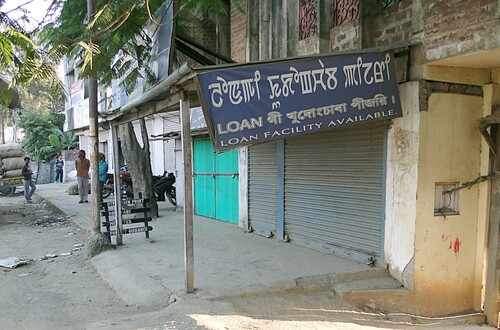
[196,51,402,152]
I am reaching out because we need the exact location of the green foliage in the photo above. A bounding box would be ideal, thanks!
[17,76,66,114]
[48,133,60,149]
[40,0,243,95]
[0,89,11,107]
[40,0,165,92]
[49,129,77,150]
[0,3,66,106]
[18,108,65,162]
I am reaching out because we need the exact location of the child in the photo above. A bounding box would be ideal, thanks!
[55,154,64,183]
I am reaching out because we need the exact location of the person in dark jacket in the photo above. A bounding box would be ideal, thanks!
[55,154,64,183]
[21,156,36,204]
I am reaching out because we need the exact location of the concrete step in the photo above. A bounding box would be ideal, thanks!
[293,267,390,289]
[332,275,486,327]
[333,274,405,293]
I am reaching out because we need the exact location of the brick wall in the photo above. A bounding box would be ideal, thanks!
[423,0,499,60]
[330,20,361,52]
[229,0,498,62]
[371,0,413,47]
[231,1,247,63]
[368,0,498,60]
[297,35,320,55]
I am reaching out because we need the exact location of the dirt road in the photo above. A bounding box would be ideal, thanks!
[0,193,139,329]
[0,193,489,330]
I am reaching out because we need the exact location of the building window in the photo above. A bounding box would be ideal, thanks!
[299,0,317,40]
[335,0,359,26]
[434,182,460,216]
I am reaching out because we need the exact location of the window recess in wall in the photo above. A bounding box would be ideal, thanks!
[299,0,318,40]
[434,182,460,216]
[335,0,359,26]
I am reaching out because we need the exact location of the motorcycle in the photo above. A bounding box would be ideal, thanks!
[102,166,133,199]
[102,169,176,206]
[153,171,176,206]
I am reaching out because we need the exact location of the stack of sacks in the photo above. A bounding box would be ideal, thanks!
[0,144,26,178]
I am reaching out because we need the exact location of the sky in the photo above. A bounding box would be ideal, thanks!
[3,0,54,30]
[3,0,64,78]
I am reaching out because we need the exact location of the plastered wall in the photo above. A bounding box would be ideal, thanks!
[414,92,483,315]
[385,81,420,288]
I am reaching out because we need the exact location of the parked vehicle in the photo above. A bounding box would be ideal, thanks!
[102,170,176,207]
[153,171,176,206]
[101,173,133,199]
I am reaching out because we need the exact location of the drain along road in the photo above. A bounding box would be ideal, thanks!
[0,193,487,330]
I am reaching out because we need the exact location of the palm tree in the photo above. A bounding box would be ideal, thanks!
[0,1,64,105]
[0,1,65,144]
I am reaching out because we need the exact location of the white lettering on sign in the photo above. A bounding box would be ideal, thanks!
[219,134,259,147]
[351,94,388,110]
[286,103,347,124]
[209,71,261,108]
[217,117,264,135]
[343,54,391,87]
[206,55,394,108]
[327,110,395,126]
[263,123,323,139]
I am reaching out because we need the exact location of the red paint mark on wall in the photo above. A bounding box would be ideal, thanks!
[452,238,461,255]
[447,237,462,255]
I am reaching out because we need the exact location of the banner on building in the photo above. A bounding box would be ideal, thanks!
[196,51,402,152]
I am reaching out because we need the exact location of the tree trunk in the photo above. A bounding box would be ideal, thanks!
[118,120,158,217]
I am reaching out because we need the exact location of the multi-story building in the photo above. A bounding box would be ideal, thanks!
[63,0,500,324]
[220,0,498,324]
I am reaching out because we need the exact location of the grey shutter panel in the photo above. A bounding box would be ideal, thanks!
[284,122,385,262]
[163,112,180,172]
[248,141,278,237]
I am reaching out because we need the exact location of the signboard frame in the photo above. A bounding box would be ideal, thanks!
[196,50,402,152]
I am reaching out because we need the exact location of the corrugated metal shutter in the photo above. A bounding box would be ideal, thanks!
[248,141,278,237]
[163,112,180,172]
[284,122,385,262]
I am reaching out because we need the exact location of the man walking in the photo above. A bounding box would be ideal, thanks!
[21,156,36,204]
[75,149,90,203]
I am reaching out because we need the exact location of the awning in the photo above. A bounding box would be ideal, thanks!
[100,63,197,126]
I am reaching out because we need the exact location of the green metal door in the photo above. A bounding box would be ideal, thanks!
[193,138,239,223]
[215,149,239,222]
[194,139,215,218]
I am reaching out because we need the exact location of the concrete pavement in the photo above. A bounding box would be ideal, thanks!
[34,182,388,308]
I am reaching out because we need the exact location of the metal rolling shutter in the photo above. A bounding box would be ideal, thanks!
[163,112,180,172]
[284,122,385,262]
[248,141,278,237]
